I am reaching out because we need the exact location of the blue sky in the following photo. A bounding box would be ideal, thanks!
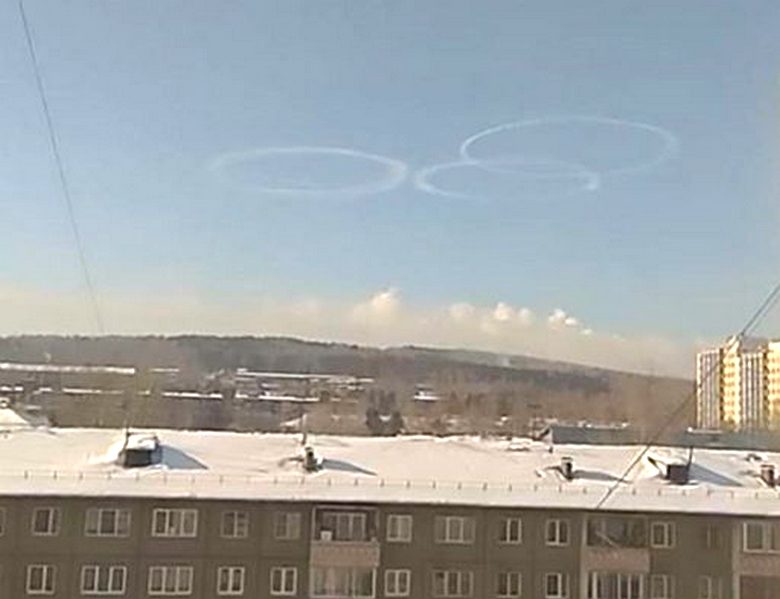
[1,1,779,373]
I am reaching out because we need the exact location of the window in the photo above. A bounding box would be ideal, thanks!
[274,511,301,540]
[148,566,193,596]
[497,572,521,598]
[545,519,569,546]
[498,517,522,544]
[385,569,411,597]
[151,509,198,538]
[26,564,56,595]
[311,566,375,598]
[702,525,722,550]
[271,567,297,596]
[743,521,780,553]
[545,573,569,599]
[85,508,131,537]
[587,517,646,548]
[0,507,5,536]
[649,574,674,599]
[434,516,475,544]
[650,522,675,548]
[587,572,642,599]
[31,507,60,536]
[432,570,473,598]
[217,566,245,596]
[221,511,249,539]
[80,565,127,595]
[698,576,722,599]
[321,511,368,541]
[386,514,413,542]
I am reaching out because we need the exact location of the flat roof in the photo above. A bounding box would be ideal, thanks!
[0,416,778,515]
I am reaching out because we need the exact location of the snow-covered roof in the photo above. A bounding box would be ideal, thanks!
[0,362,135,375]
[0,418,778,515]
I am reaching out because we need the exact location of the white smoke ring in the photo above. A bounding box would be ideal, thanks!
[209,146,408,197]
[460,116,679,177]
[414,158,601,200]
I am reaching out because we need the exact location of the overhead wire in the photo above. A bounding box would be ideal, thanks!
[18,0,105,333]
[594,279,780,509]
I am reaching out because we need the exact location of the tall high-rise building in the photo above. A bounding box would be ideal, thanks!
[695,336,780,431]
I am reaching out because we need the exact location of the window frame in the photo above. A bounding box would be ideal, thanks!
[386,514,413,543]
[80,564,127,596]
[498,517,523,545]
[496,571,522,598]
[151,508,198,539]
[545,519,570,547]
[274,511,302,541]
[220,511,249,539]
[85,508,131,538]
[432,569,473,598]
[385,568,411,597]
[650,521,676,549]
[31,507,60,537]
[270,566,298,596]
[26,564,56,596]
[216,566,245,597]
[147,565,194,596]
[743,521,780,553]
[649,574,674,599]
[544,572,569,599]
[0,506,6,536]
[697,576,722,599]
[434,515,476,545]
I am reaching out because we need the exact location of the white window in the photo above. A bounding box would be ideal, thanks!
[545,519,569,546]
[274,512,301,540]
[0,507,6,536]
[80,565,127,595]
[31,507,60,536]
[698,576,722,599]
[496,572,521,598]
[221,511,249,539]
[434,516,475,544]
[217,566,245,596]
[587,572,642,599]
[271,567,297,596]
[85,508,131,537]
[650,522,675,549]
[650,574,674,599]
[148,566,193,596]
[432,570,473,598]
[545,573,569,599]
[321,511,368,541]
[743,521,780,553]
[385,569,411,597]
[311,566,375,598]
[26,564,56,595]
[386,514,413,543]
[151,509,198,538]
[499,517,522,544]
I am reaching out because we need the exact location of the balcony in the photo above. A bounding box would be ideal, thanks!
[310,539,381,567]
[582,547,651,573]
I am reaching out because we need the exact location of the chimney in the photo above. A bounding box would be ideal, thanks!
[560,457,574,481]
[760,464,776,488]
[303,446,320,472]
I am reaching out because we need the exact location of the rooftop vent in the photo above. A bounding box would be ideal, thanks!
[560,456,574,481]
[119,432,162,468]
[303,445,321,472]
[760,464,776,488]
[665,463,690,485]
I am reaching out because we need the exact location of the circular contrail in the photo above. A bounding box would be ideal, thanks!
[414,158,601,200]
[209,146,408,197]
[460,115,679,177]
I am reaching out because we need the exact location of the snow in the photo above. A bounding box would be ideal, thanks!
[0,415,778,515]
[0,362,136,375]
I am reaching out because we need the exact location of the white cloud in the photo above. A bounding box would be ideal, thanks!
[0,284,693,377]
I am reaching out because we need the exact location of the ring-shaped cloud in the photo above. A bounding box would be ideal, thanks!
[414,158,601,200]
[460,116,679,177]
[209,146,408,197]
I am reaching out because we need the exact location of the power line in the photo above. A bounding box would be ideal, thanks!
[18,0,105,333]
[595,279,780,510]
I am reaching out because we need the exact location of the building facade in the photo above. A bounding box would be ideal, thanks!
[695,336,780,431]
[1,495,780,599]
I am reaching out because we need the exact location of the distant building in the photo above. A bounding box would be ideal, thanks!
[696,336,780,431]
